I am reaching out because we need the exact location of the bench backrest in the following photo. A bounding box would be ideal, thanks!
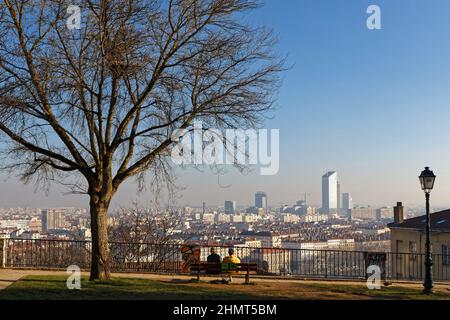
[191,262,258,273]
[222,263,258,272]
[221,262,237,272]
[190,262,221,273]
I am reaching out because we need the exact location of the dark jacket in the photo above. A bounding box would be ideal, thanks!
[206,253,221,274]
[207,253,221,264]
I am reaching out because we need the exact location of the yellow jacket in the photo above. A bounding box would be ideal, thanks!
[222,255,241,264]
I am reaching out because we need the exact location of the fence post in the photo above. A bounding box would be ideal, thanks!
[197,264,200,281]
[0,239,6,268]
[245,263,250,284]
[324,251,327,278]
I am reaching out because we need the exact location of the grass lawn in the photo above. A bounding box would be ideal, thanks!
[0,275,449,300]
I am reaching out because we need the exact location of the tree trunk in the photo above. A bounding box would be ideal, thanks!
[89,193,111,281]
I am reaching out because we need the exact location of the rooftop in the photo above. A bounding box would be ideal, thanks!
[388,209,450,232]
[322,171,337,178]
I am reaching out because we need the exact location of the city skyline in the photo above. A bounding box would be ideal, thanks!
[1,167,449,210]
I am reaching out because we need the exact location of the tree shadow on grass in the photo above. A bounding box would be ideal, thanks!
[0,275,267,300]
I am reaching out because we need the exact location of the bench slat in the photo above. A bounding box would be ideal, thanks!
[190,262,258,276]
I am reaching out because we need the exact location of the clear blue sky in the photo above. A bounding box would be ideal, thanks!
[1,0,450,209]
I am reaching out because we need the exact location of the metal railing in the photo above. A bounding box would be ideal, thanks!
[1,238,449,282]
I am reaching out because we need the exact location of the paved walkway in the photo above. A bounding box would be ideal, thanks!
[0,269,64,290]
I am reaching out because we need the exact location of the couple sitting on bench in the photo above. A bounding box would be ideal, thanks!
[190,247,257,284]
[207,247,241,282]
[207,247,241,264]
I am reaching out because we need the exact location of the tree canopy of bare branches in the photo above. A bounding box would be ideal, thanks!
[109,203,184,244]
[108,203,187,272]
[0,0,284,280]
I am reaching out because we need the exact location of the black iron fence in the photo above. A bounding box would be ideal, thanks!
[1,238,449,282]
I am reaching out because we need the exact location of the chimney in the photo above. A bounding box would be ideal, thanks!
[394,202,404,224]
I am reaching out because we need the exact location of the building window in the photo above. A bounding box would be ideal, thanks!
[442,245,450,266]
[396,240,403,259]
[409,241,417,261]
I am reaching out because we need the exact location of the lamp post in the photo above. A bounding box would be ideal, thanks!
[419,166,436,295]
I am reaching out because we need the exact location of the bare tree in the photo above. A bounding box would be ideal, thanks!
[108,202,187,272]
[108,202,184,245]
[0,0,284,280]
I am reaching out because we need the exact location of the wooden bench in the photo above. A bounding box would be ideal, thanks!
[190,262,222,280]
[222,263,258,284]
[190,262,258,284]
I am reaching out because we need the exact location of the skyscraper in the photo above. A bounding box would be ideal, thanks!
[342,193,353,217]
[337,182,341,215]
[224,200,236,214]
[322,171,338,215]
[41,209,64,232]
[255,192,267,211]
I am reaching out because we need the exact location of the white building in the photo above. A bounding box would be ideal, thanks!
[350,206,377,221]
[322,171,338,215]
[0,220,29,229]
[243,214,258,223]
[255,231,282,248]
[282,214,300,223]
[231,214,243,223]
[377,207,393,221]
[202,213,215,224]
[215,213,231,224]
[235,239,262,248]
[300,213,328,223]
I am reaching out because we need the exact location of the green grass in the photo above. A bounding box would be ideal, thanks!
[0,275,449,300]
[0,276,261,300]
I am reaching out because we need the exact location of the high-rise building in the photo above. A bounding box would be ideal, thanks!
[342,193,353,216]
[255,192,267,210]
[41,209,64,232]
[337,182,341,214]
[224,200,236,215]
[322,171,338,215]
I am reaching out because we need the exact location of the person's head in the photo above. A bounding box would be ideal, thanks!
[228,248,235,256]
[210,247,216,254]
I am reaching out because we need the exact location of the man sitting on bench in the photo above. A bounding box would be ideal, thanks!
[206,248,221,274]
[222,248,240,282]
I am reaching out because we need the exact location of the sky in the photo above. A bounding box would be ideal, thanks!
[1,0,450,209]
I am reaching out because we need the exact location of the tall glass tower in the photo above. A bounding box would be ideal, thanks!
[322,171,338,214]
[255,192,268,210]
[224,200,236,214]
[342,193,353,217]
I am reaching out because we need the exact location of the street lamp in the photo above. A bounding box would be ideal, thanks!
[419,166,436,295]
